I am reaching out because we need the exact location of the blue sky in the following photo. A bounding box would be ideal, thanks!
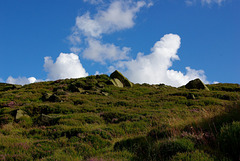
[0,0,239,86]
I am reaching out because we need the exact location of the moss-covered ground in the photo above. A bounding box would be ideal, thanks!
[0,75,239,160]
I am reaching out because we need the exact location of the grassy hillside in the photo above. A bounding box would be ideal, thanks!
[0,75,239,161]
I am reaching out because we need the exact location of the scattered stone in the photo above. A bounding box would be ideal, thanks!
[12,109,30,121]
[41,92,51,101]
[38,114,60,126]
[101,92,109,96]
[185,78,209,91]
[110,70,133,87]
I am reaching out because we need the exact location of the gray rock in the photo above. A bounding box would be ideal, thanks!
[110,70,133,87]
[185,78,209,91]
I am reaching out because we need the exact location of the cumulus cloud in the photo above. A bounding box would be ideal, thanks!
[69,1,150,64]
[115,34,208,87]
[44,53,88,80]
[83,39,130,64]
[6,76,37,85]
[75,1,147,38]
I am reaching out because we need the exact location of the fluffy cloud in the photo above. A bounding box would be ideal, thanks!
[115,34,208,87]
[44,53,88,80]
[69,1,149,64]
[6,76,37,85]
[83,39,130,64]
[75,1,146,38]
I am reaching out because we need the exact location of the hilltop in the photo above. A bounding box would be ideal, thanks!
[0,72,240,161]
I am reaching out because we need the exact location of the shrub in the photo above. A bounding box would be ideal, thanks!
[147,124,172,140]
[31,140,57,159]
[83,134,111,149]
[171,150,214,161]
[74,143,96,159]
[0,114,14,125]
[218,121,240,160]
[157,138,195,160]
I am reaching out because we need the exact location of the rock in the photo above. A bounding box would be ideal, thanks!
[13,109,30,120]
[38,114,60,126]
[110,78,124,88]
[101,92,109,96]
[187,93,196,99]
[110,70,133,87]
[185,78,209,91]
[41,92,51,101]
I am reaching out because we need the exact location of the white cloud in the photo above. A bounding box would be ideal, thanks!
[115,34,208,87]
[213,81,219,84]
[83,38,130,64]
[202,0,226,5]
[44,53,88,80]
[74,0,147,38]
[83,0,103,5]
[6,76,37,85]
[186,0,226,6]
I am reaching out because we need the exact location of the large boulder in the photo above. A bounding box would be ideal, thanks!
[185,78,209,91]
[110,70,133,87]
[110,78,124,88]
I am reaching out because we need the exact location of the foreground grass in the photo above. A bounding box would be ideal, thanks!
[0,75,239,160]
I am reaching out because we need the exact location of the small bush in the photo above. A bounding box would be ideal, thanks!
[83,134,111,149]
[0,114,14,125]
[74,143,96,159]
[218,121,240,160]
[171,150,214,161]
[157,138,195,160]
[31,140,57,159]
[148,124,172,139]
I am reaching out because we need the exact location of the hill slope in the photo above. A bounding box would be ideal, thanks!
[0,74,240,160]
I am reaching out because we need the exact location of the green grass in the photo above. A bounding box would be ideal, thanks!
[0,75,239,160]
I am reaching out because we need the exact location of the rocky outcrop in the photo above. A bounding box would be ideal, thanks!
[185,78,209,91]
[110,70,133,87]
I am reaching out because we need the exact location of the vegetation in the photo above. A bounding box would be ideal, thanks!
[0,74,239,160]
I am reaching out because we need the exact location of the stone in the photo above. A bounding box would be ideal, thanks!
[41,92,51,101]
[13,109,30,120]
[185,78,209,91]
[110,70,133,87]
[110,78,124,88]
[187,93,196,99]
[38,114,60,126]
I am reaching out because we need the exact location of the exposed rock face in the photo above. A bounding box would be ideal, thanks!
[185,78,209,91]
[110,78,124,88]
[110,70,133,87]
